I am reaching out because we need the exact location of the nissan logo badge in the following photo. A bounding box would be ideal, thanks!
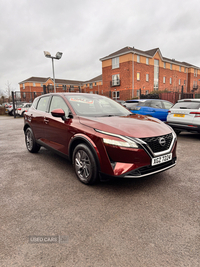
[159,137,166,146]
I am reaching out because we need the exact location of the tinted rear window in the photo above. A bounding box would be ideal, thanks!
[172,102,200,109]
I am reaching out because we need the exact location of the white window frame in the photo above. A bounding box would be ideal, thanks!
[163,76,166,84]
[146,58,149,65]
[33,83,36,87]
[146,73,149,82]
[179,66,181,72]
[137,55,140,63]
[179,79,181,85]
[163,62,166,69]
[23,84,25,89]
[137,72,140,81]
[112,57,119,69]
[170,77,172,84]
[112,91,120,100]
[112,74,120,86]
[170,64,172,70]
[89,83,93,89]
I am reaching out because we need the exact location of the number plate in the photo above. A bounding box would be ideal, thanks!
[152,153,172,166]
[173,114,185,117]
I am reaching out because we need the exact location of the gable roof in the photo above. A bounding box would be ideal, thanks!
[19,75,103,86]
[100,46,199,69]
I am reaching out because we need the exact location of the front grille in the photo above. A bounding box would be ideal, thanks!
[126,158,176,177]
[141,133,173,153]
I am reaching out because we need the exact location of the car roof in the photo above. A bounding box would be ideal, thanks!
[178,98,200,102]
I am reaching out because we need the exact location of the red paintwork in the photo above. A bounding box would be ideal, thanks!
[24,93,177,178]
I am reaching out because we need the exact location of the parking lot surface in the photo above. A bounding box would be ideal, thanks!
[0,116,199,267]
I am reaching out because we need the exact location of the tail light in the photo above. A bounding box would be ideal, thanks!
[190,112,200,117]
[168,110,171,113]
[17,108,22,110]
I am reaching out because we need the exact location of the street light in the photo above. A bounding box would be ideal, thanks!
[44,51,63,93]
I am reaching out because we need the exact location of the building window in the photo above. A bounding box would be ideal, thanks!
[137,55,140,63]
[170,77,172,84]
[170,64,172,70]
[41,83,43,87]
[154,59,159,90]
[145,90,149,95]
[112,91,120,100]
[179,79,181,85]
[23,84,25,89]
[184,68,186,73]
[179,66,181,72]
[137,72,140,81]
[112,74,120,86]
[136,90,140,96]
[95,82,96,86]
[89,83,93,89]
[184,80,186,85]
[23,92,26,98]
[146,74,149,82]
[33,83,36,87]
[164,62,166,68]
[163,76,166,84]
[112,57,119,69]
[146,58,149,65]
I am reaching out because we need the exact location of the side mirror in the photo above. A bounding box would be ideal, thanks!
[51,108,66,121]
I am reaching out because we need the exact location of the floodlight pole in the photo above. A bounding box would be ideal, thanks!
[44,51,63,93]
[51,57,56,93]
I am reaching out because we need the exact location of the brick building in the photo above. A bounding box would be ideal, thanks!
[100,46,200,100]
[19,46,200,101]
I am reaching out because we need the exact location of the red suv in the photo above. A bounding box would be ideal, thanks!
[24,93,177,185]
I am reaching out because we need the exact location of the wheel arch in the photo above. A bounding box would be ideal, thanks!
[68,135,101,171]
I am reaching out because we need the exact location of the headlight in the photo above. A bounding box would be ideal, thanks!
[103,138,138,148]
[95,129,138,148]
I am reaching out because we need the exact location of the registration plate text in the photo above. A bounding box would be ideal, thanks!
[152,153,172,166]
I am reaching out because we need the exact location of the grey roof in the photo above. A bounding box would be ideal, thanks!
[84,74,102,83]
[100,46,199,68]
[19,75,103,86]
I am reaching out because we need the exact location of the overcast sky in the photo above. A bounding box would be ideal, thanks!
[1,0,200,94]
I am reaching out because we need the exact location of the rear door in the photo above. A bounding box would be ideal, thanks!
[30,95,51,140]
[43,95,72,155]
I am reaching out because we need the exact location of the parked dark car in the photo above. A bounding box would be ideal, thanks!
[23,93,177,185]
[124,99,174,121]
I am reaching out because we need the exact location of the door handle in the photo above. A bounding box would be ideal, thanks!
[44,118,49,124]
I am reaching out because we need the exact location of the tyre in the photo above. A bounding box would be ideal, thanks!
[25,128,40,153]
[72,144,99,185]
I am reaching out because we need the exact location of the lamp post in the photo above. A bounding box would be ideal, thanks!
[44,51,63,93]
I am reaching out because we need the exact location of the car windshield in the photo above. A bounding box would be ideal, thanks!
[65,95,131,117]
[172,102,200,109]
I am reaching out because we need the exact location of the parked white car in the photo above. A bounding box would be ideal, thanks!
[16,103,32,116]
[166,99,200,135]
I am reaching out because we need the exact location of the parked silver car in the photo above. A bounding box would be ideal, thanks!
[166,99,200,134]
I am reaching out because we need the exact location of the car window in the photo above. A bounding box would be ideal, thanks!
[37,96,51,112]
[138,100,150,107]
[172,102,200,109]
[49,96,69,115]
[150,100,162,109]
[65,95,131,117]
[32,98,39,109]
[162,101,173,109]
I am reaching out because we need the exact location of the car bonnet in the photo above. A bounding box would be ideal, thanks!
[79,114,172,138]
